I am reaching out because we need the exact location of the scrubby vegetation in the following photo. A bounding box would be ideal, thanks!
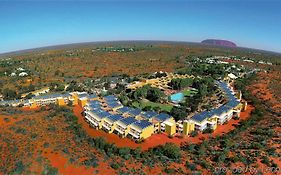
[1,43,280,174]
[180,73,280,174]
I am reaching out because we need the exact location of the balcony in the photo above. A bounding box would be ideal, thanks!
[102,123,112,131]
[116,125,125,131]
[128,131,140,139]
[177,123,183,128]
[90,122,98,127]
[85,116,99,127]
[177,128,183,131]
[114,127,125,135]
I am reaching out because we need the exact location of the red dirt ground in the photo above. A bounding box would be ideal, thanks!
[2,104,254,174]
[74,104,254,151]
[22,106,40,111]
[1,107,118,175]
[0,116,20,127]
[254,158,279,175]
[248,71,281,113]
[94,161,116,175]
[229,157,280,175]
[271,157,281,171]
[43,149,95,175]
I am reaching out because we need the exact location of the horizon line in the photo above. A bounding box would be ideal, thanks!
[1,39,280,56]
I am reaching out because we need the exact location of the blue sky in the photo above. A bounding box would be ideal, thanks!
[0,0,280,53]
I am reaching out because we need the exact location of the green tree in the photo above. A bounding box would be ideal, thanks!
[146,87,163,102]
[153,143,181,160]
[13,161,25,174]
[133,85,163,102]
[170,106,186,121]
[198,84,208,97]
[55,84,65,91]
[3,88,18,100]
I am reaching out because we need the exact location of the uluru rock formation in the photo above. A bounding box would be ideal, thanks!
[201,39,237,47]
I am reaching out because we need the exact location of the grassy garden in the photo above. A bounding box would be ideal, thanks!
[182,88,198,96]
[132,99,173,112]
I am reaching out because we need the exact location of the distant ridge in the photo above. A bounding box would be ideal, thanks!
[0,40,195,56]
[0,40,280,57]
[201,39,237,47]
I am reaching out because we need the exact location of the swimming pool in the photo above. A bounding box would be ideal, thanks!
[170,92,184,103]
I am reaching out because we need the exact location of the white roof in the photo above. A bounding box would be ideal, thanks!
[19,72,28,76]
[163,120,175,127]
[228,73,237,79]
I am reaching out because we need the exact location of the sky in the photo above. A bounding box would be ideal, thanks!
[0,0,281,53]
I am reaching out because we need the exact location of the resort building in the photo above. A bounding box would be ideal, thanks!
[128,120,154,140]
[88,93,99,100]
[31,93,71,107]
[84,100,102,111]
[78,93,100,108]
[189,111,218,131]
[57,97,66,106]
[139,111,158,120]
[241,100,248,111]
[212,105,233,125]
[126,72,193,90]
[188,80,243,132]
[0,91,99,108]
[0,73,246,141]
[176,120,195,135]
[17,92,99,108]
[116,106,132,114]
[126,108,142,119]
[0,100,21,107]
[163,119,177,136]
[153,113,176,136]
[182,120,195,135]
[103,95,123,111]
[114,117,138,137]
[102,114,124,133]
[78,97,88,108]
[84,109,111,129]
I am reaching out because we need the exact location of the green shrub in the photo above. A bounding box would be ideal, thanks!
[190,131,198,137]
[15,128,27,135]
[261,156,271,166]
[203,127,214,134]
[152,143,181,160]
[118,147,131,160]
[43,142,50,148]
[186,162,196,171]
[83,157,99,168]
[42,165,58,175]
[164,167,176,174]
[13,161,25,174]
[110,162,120,170]
[31,133,38,140]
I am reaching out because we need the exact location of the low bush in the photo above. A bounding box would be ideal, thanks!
[82,157,99,168]
[110,162,120,170]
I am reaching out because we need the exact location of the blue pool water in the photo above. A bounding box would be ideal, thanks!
[170,92,184,103]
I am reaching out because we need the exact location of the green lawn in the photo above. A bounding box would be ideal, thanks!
[132,100,173,112]
[182,88,198,96]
